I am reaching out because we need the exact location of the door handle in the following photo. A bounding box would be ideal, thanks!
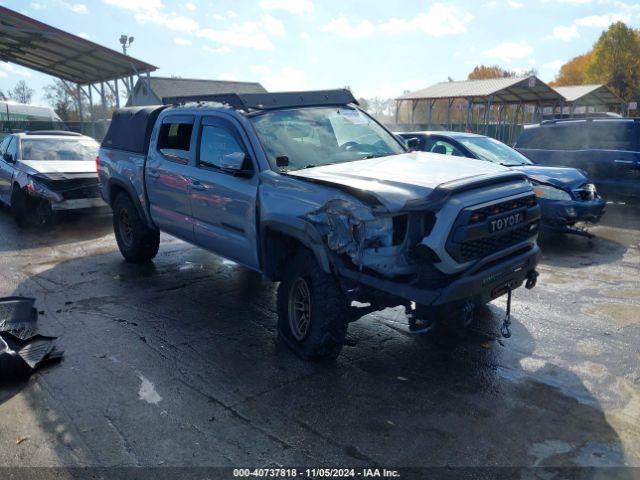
[190,180,206,191]
[147,169,160,178]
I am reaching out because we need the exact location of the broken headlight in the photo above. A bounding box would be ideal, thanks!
[532,184,571,201]
[25,178,63,202]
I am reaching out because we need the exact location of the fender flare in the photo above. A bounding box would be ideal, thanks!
[260,218,332,278]
[107,178,156,229]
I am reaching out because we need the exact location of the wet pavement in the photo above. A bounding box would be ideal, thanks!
[0,204,639,471]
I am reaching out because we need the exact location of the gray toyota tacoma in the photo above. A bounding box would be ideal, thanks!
[98,89,541,360]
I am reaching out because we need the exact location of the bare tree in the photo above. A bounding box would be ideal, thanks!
[9,80,34,104]
[43,80,78,121]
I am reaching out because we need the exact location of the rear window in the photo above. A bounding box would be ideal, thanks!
[517,122,587,150]
[20,138,99,161]
[157,117,193,158]
[587,121,638,150]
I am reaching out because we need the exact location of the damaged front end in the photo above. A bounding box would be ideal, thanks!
[17,172,106,212]
[305,199,435,279]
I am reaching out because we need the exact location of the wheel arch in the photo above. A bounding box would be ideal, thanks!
[260,220,332,281]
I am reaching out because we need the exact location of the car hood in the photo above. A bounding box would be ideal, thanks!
[17,160,97,176]
[511,165,588,190]
[288,152,511,211]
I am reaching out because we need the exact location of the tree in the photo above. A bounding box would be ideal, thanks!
[468,65,515,80]
[357,97,370,111]
[9,80,34,104]
[43,79,78,121]
[587,22,640,101]
[0,90,6,101]
[550,52,594,86]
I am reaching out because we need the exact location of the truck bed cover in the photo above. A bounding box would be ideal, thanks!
[102,106,167,154]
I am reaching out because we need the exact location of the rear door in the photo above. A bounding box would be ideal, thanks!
[585,120,640,200]
[145,115,196,241]
[0,136,16,203]
[189,115,260,270]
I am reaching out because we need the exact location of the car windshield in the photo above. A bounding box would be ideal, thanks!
[249,106,405,171]
[457,136,532,166]
[20,138,99,161]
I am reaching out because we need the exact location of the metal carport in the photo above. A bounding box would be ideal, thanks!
[0,5,157,124]
[552,84,625,116]
[395,76,565,144]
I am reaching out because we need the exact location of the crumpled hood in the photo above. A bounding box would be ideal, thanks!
[512,165,588,190]
[17,160,97,176]
[288,152,510,211]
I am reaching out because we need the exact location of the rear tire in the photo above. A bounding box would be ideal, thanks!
[277,250,349,361]
[112,192,159,263]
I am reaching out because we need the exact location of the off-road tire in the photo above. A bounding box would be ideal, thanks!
[112,192,160,263]
[10,185,44,227]
[277,250,349,361]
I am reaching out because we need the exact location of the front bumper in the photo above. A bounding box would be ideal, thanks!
[50,197,108,211]
[539,197,606,231]
[337,243,540,307]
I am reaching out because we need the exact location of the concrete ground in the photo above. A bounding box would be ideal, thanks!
[0,204,639,472]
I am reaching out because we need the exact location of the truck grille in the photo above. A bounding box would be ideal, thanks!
[459,224,537,261]
[446,194,540,263]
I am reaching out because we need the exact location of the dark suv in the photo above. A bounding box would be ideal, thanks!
[515,118,640,203]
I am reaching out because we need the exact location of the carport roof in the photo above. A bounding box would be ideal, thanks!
[553,84,623,106]
[0,6,157,85]
[397,76,563,104]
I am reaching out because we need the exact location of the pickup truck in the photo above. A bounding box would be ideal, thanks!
[98,90,541,361]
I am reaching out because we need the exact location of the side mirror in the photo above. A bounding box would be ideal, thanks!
[220,151,252,177]
[2,152,14,163]
[405,137,420,151]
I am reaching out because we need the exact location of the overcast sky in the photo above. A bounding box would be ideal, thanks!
[1,0,639,105]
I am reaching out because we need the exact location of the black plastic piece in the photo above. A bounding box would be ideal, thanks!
[162,89,358,110]
[102,105,169,154]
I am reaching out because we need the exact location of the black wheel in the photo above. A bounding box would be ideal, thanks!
[112,192,160,263]
[277,250,349,361]
[10,185,45,227]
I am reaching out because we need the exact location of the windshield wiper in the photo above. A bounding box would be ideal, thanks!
[301,163,334,169]
[361,153,388,159]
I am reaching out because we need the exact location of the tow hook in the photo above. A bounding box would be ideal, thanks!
[525,270,539,289]
[500,287,512,338]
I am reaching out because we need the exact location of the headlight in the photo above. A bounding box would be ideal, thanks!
[532,184,572,201]
[584,183,597,196]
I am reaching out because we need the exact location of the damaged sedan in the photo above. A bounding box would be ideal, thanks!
[0,131,107,226]
[99,90,541,361]
[399,131,606,238]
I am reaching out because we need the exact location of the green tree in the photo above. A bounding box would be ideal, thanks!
[586,22,640,101]
[9,80,34,104]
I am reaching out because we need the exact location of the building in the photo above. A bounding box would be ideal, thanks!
[126,77,268,106]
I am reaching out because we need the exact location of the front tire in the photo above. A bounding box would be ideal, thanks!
[112,193,160,263]
[10,185,45,227]
[277,250,349,361]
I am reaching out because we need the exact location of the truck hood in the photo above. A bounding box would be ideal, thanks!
[511,165,588,190]
[288,152,510,211]
[17,160,97,176]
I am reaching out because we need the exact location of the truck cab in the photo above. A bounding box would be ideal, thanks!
[99,90,541,361]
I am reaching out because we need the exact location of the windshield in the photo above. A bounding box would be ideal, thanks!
[20,138,99,161]
[249,106,405,171]
[457,136,532,166]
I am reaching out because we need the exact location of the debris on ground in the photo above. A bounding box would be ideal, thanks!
[0,297,63,382]
[15,436,29,445]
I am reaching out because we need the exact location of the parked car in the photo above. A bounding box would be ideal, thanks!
[99,90,541,361]
[0,131,107,226]
[515,118,640,204]
[399,131,606,238]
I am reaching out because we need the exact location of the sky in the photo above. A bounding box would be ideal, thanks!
[0,0,639,106]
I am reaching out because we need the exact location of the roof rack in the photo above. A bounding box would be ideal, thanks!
[24,130,84,136]
[161,89,358,111]
[540,116,637,125]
